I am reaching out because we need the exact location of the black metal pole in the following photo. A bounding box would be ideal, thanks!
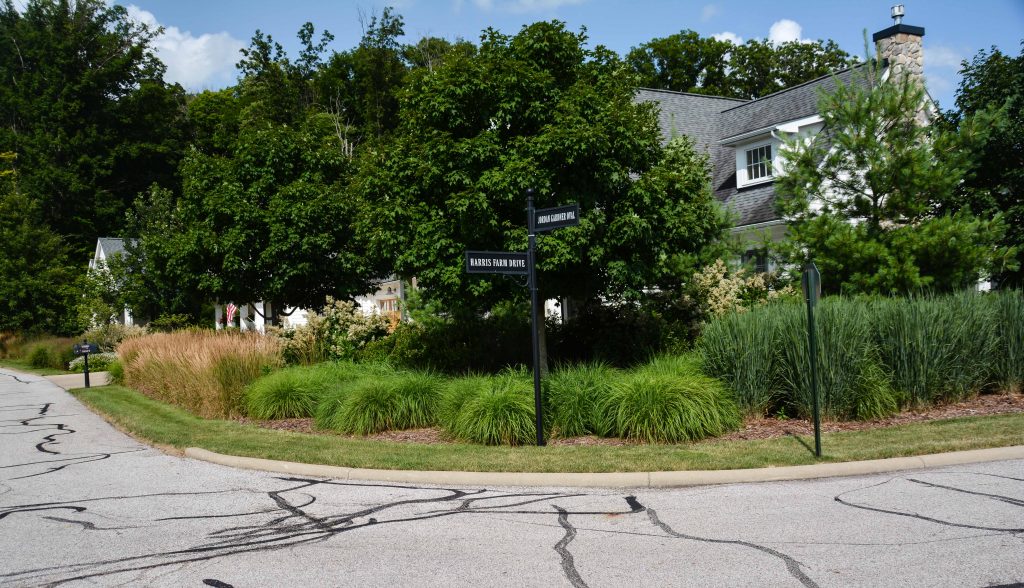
[527,190,545,446]
[804,267,821,457]
[83,347,90,389]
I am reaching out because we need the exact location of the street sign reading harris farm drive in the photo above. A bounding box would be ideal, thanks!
[465,251,529,275]
[534,203,580,232]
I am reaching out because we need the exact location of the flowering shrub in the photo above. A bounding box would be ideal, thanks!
[69,352,118,372]
[271,297,391,365]
[688,259,796,319]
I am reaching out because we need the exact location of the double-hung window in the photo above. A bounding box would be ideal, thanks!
[745,144,773,181]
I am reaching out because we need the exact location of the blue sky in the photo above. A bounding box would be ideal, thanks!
[91,0,1023,109]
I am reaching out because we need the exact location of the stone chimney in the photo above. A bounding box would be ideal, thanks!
[873,4,925,82]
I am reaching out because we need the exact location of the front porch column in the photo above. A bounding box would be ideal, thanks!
[254,301,266,334]
[239,304,250,332]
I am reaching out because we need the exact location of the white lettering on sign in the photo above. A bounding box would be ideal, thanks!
[469,256,525,268]
[537,210,577,225]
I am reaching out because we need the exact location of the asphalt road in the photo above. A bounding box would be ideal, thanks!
[1,369,1022,588]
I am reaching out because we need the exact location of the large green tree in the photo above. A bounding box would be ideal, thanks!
[938,43,1024,287]
[0,0,187,255]
[124,27,378,317]
[626,30,732,96]
[0,153,79,333]
[775,65,1015,294]
[357,21,729,315]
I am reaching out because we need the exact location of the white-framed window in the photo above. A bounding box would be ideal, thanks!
[733,138,778,188]
[745,144,773,181]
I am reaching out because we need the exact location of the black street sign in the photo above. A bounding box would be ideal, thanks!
[534,203,579,232]
[465,250,528,275]
[73,343,99,356]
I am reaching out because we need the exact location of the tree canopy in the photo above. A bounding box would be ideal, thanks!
[627,31,853,99]
[938,43,1024,288]
[357,22,729,314]
[0,152,79,333]
[0,0,187,255]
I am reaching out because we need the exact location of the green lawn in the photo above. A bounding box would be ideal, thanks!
[0,358,68,376]
[72,385,1024,473]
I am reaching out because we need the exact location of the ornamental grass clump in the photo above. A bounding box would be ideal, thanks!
[246,361,389,420]
[872,293,995,404]
[119,330,283,418]
[697,308,780,417]
[599,369,741,443]
[993,290,1024,393]
[317,371,442,435]
[446,370,537,446]
[776,299,900,420]
[545,362,618,437]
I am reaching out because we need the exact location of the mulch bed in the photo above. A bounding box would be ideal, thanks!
[235,391,1024,446]
[718,391,1024,441]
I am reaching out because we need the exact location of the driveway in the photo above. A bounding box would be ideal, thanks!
[1,369,1022,587]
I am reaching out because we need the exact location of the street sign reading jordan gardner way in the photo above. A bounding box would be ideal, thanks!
[534,203,580,232]
[464,251,529,275]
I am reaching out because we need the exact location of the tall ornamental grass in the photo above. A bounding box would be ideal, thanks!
[775,300,900,420]
[873,293,996,404]
[698,309,780,417]
[119,330,283,418]
[993,290,1024,393]
[698,291,1021,420]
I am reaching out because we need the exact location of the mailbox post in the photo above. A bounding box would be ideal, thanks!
[72,341,99,389]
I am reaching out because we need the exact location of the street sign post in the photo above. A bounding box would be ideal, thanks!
[801,262,822,458]
[72,341,99,389]
[464,190,580,446]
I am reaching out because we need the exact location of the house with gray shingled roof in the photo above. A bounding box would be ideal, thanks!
[89,237,140,326]
[636,7,927,272]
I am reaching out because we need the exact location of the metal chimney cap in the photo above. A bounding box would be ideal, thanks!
[891,4,905,24]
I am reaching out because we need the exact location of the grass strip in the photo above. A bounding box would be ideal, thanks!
[73,385,1024,474]
[0,359,69,376]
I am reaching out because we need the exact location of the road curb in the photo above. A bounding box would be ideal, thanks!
[184,445,1024,488]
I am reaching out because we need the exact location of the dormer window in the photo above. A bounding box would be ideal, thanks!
[746,144,773,181]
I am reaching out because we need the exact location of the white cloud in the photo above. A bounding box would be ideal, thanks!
[125,5,244,92]
[768,19,807,45]
[927,45,964,70]
[701,4,719,22]
[713,31,743,45]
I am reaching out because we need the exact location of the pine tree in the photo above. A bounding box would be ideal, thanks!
[774,63,1016,294]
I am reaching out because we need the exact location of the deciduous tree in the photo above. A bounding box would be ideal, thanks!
[938,44,1024,287]
[357,21,729,315]
[0,0,187,255]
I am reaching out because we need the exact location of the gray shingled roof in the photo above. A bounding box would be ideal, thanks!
[720,66,867,140]
[98,237,127,258]
[636,65,869,227]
